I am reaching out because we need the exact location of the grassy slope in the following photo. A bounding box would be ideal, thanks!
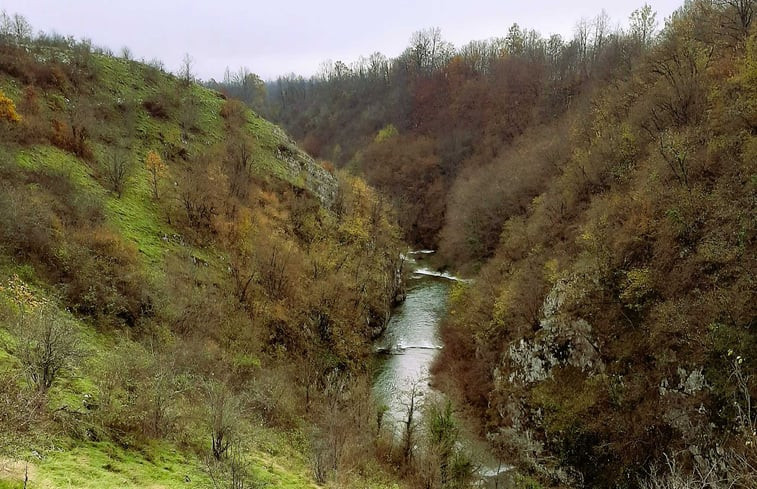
[0,53,399,489]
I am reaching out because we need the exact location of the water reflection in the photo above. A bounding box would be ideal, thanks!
[373,253,452,428]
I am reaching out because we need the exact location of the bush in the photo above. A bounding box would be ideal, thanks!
[0,180,60,260]
[50,118,94,161]
[0,371,45,434]
[219,99,247,128]
[13,304,85,392]
[59,229,146,324]
[101,147,133,197]
[0,167,146,326]
[142,87,179,120]
[0,89,21,122]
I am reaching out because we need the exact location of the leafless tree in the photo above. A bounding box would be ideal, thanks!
[716,0,755,37]
[203,380,242,460]
[258,244,290,299]
[103,147,132,198]
[140,354,190,438]
[592,10,611,62]
[0,11,32,43]
[15,305,84,392]
[226,135,255,200]
[206,439,257,489]
[575,18,592,76]
[629,4,658,48]
[400,376,424,464]
[179,53,195,86]
[657,129,695,190]
[407,28,453,74]
[0,371,44,431]
[318,371,350,476]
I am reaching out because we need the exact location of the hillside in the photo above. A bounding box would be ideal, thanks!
[263,2,757,488]
[0,28,406,489]
[434,4,757,486]
[1,3,756,489]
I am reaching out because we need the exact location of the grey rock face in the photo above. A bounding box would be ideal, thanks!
[500,276,604,387]
[270,127,338,207]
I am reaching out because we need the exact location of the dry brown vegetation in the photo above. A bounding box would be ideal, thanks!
[266,1,757,487]
[432,3,756,488]
[0,18,408,488]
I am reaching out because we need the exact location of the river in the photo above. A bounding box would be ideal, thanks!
[373,251,510,486]
[373,250,451,426]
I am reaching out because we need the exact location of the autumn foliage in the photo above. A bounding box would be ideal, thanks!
[430,4,757,488]
[144,149,167,199]
[0,89,20,122]
[266,2,757,487]
[0,16,405,487]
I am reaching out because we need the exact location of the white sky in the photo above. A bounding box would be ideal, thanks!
[1,0,684,80]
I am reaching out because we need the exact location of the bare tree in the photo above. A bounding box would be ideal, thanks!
[641,451,756,489]
[103,147,132,198]
[400,377,424,464]
[179,93,200,138]
[225,134,255,200]
[142,355,190,438]
[728,353,756,444]
[591,10,611,62]
[312,370,350,481]
[657,129,694,190]
[15,305,84,392]
[0,371,44,431]
[629,4,658,48]
[575,18,591,76]
[205,439,257,489]
[407,28,453,74]
[11,13,31,41]
[0,11,32,43]
[204,380,242,461]
[641,354,756,489]
[716,0,755,37]
[179,53,195,86]
[258,244,290,299]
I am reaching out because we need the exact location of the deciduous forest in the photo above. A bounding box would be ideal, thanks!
[257,1,757,487]
[0,1,755,488]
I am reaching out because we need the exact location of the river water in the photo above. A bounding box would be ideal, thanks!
[373,251,511,486]
[373,250,452,426]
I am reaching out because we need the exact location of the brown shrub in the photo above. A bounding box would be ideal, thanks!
[142,88,179,120]
[60,229,146,324]
[219,98,247,128]
[142,98,169,119]
[49,118,93,161]
[0,372,45,435]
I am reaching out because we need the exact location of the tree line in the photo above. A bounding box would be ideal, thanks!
[259,5,660,251]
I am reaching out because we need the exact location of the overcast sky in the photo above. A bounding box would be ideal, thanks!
[2,0,684,81]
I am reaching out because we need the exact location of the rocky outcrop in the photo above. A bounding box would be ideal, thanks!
[270,126,337,207]
[497,276,604,388]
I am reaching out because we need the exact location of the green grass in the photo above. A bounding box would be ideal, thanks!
[31,441,210,489]
[0,76,22,101]
[16,146,99,190]
[0,434,402,489]
[0,278,311,489]
[0,48,396,489]
[0,274,392,489]
[102,165,173,267]
[6,53,315,276]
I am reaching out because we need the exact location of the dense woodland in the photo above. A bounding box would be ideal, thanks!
[256,1,757,488]
[0,1,755,489]
[257,8,663,251]
[0,12,430,489]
